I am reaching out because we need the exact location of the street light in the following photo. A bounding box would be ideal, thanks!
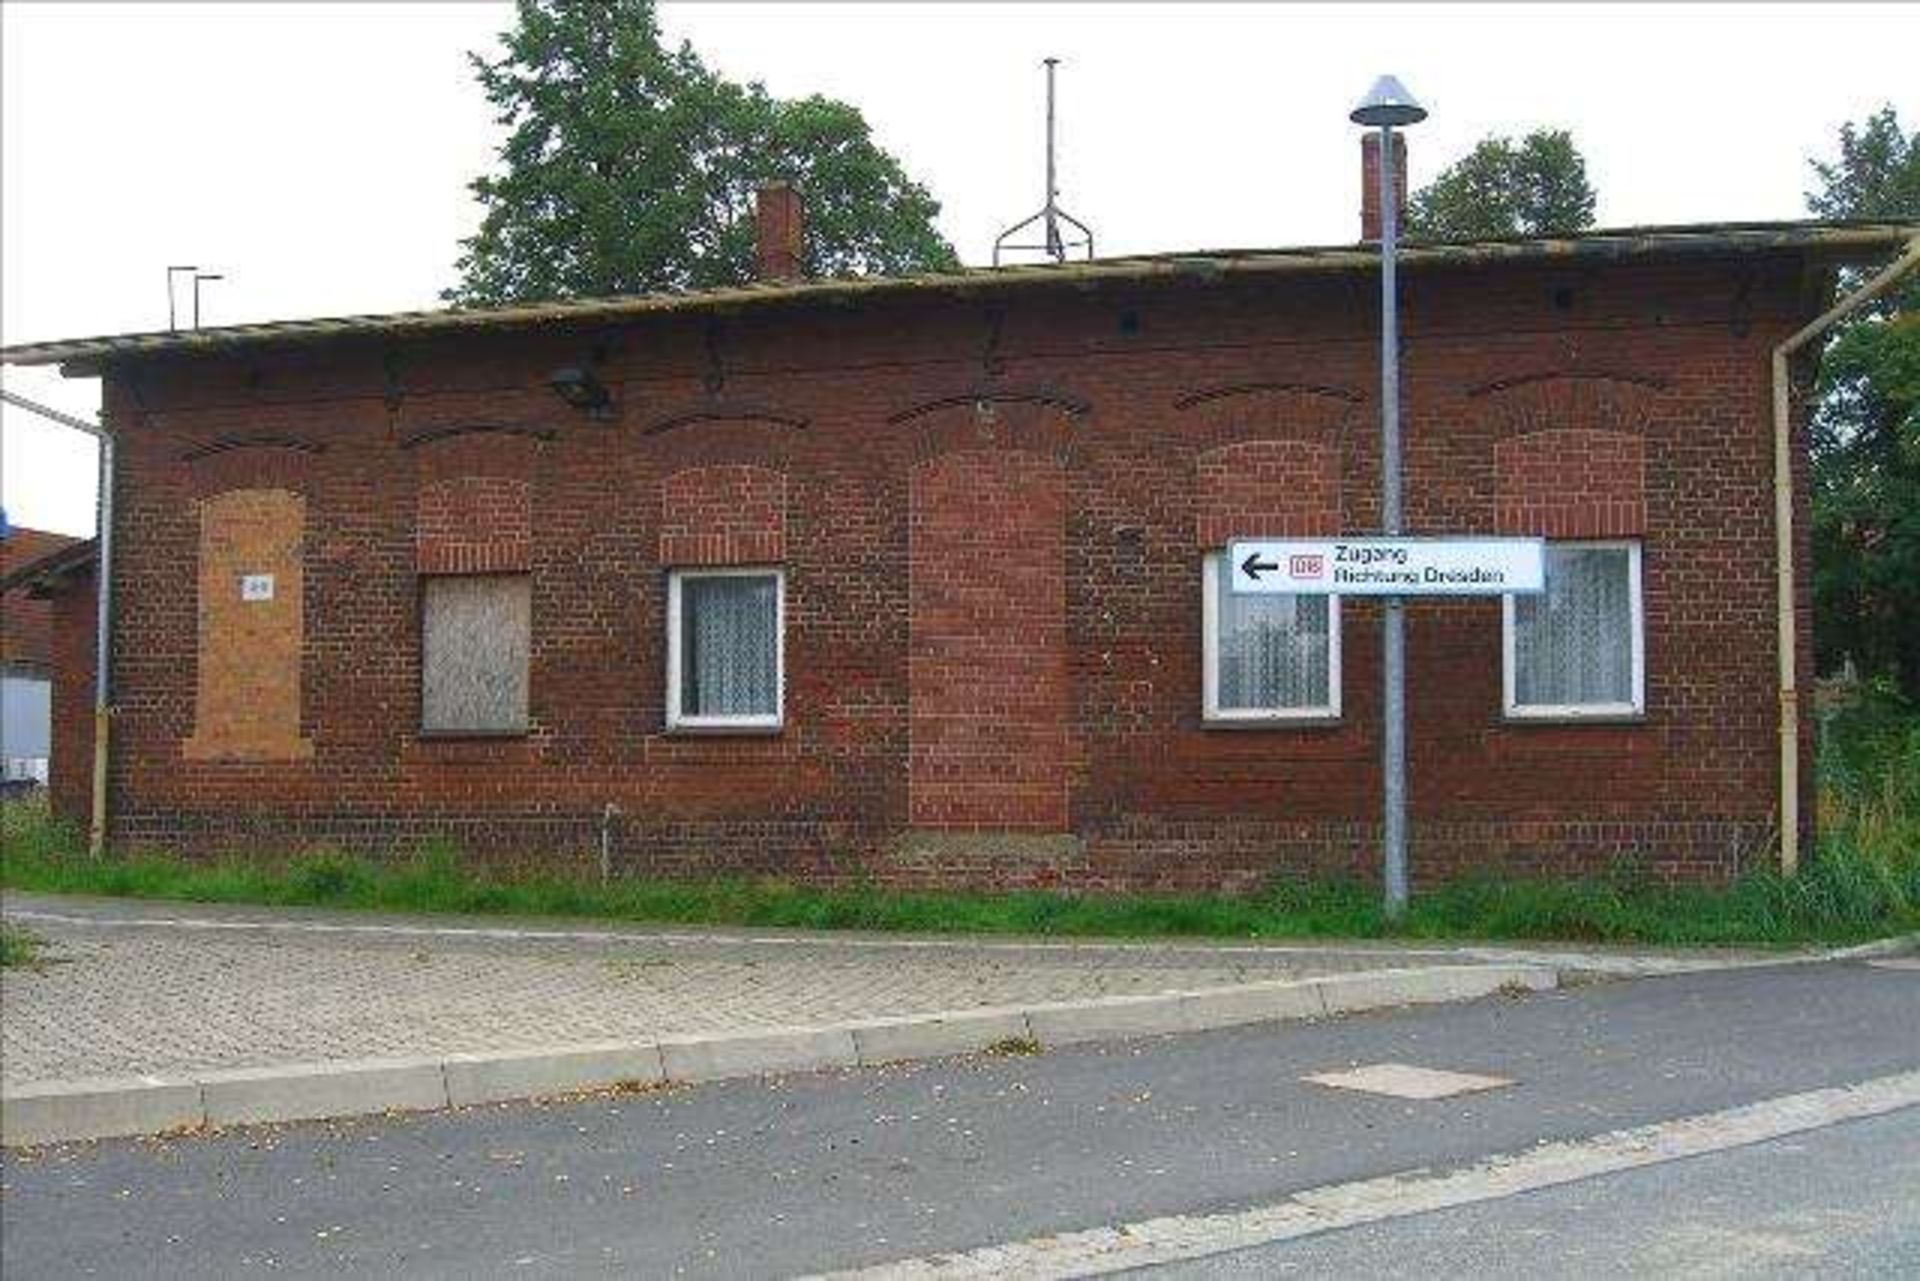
[1351,74,1425,922]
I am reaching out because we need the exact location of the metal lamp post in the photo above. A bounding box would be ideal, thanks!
[1351,75,1426,921]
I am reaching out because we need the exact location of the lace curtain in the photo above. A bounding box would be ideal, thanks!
[680,574,779,717]
[1213,556,1333,711]
[1512,545,1634,707]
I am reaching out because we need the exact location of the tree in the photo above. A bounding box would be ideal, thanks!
[1805,106,1920,698]
[1404,130,1598,241]
[1808,106,1920,223]
[447,0,958,305]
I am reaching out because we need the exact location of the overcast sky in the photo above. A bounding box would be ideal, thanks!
[4,1,1915,537]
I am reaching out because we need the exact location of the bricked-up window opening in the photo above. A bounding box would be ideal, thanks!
[667,568,784,731]
[1201,552,1341,722]
[1503,541,1644,719]
[420,575,531,734]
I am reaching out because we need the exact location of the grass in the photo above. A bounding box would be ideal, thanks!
[2,923,43,969]
[3,696,1914,949]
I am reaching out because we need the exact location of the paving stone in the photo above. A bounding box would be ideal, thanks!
[2,911,1459,1088]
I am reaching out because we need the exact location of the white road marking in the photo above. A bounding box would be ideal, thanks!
[810,1069,1920,1280]
[1302,1062,1514,1100]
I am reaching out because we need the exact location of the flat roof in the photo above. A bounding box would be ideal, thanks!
[3,220,1913,376]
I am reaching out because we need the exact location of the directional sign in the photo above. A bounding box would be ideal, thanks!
[1229,537,1545,596]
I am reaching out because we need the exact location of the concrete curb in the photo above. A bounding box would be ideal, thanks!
[0,962,1555,1147]
[1823,932,1920,962]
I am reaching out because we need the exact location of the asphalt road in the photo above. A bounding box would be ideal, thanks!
[2,959,1914,1279]
[1152,1107,1920,1279]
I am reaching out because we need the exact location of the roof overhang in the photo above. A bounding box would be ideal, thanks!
[4,220,1914,378]
[1,538,98,599]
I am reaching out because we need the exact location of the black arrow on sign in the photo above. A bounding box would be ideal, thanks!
[1240,552,1279,581]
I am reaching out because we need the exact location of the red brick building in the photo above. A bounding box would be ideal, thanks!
[1,525,81,783]
[5,190,1911,889]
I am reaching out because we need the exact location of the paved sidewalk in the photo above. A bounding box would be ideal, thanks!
[0,892,1796,1091]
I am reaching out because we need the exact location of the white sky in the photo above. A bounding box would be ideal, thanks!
[4,1,1915,537]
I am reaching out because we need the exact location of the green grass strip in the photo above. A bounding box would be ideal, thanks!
[4,793,1913,949]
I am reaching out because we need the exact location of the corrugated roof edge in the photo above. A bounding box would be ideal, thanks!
[4,219,1914,373]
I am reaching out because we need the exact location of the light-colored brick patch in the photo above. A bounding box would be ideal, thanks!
[1,911,1437,1088]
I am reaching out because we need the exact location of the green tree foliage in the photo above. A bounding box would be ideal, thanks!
[448,0,957,305]
[1806,106,1920,698]
[1404,130,1598,241]
[1809,107,1920,222]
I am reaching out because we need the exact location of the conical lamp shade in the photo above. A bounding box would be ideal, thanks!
[1351,75,1426,127]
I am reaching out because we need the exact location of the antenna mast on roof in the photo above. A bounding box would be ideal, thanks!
[993,58,1094,266]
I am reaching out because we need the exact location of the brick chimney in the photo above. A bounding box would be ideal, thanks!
[755,182,804,282]
[1359,132,1408,242]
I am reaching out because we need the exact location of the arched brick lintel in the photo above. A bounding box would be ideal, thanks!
[892,389,1085,465]
[1474,371,1661,442]
[183,440,319,499]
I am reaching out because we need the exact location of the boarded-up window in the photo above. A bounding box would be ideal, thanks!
[421,575,531,733]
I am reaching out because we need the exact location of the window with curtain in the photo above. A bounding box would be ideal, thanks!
[421,574,531,734]
[668,568,783,729]
[1504,541,1643,717]
[1202,552,1340,721]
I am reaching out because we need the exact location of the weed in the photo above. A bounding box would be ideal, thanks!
[1,922,43,969]
[982,1036,1043,1057]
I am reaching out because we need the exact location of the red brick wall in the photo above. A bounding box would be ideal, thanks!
[87,255,1821,886]
[1495,429,1646,537]
[49,567,95,826]
[909,445,1069,830]
[660,464,786,566]
[2,528,81,671]
[1195,440,1342,544]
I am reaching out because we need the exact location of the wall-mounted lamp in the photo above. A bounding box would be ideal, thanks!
[548,366,613,418]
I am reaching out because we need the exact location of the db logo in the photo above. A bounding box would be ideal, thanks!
[1290,554,1327,579]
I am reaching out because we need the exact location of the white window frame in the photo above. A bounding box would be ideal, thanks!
[1201,551,1342,723]
[1502,539,1645,720]
[666,565,785,732]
